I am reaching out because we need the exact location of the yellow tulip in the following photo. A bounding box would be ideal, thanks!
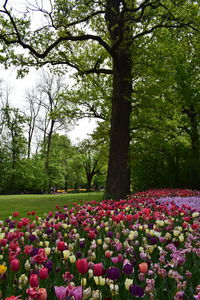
[0,265,7,275]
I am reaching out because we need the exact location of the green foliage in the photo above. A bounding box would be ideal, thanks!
[0,0,200,197]
[130,28,200,191]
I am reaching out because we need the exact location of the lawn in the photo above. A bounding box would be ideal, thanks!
[0,192,103,220]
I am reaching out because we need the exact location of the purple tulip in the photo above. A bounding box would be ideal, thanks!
[70,286,83,300]
[129,284,144,298]
[106,266,120,280]
[123,263,133,275]
[54,286,66,300]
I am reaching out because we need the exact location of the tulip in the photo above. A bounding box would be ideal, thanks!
[76,258,88,274]
[25,260,31,272]
[54,286,66,300]
[17,221,23,229]
[125,278,133,290]
[81,277,87,286]
[0,239,7,246]
[70,286,83,300]
[123,262,133,275]
[63,250,70,260]
[106,267,120,280]
[82,287,92,299]
[29,274,39,288]
[0,264,7,275]
[129,284,145,298]
[45,247,51,256]
[88,230,96,239]
[69,255,76,263]
[93,263,104,276]
[138,262,148,274]
[57,241,65,251]
[105,250,113,258]
[12,211,19,217]
[39,267,48,280]
[24,245,33,255]
[10,259,20,272]
[38,288,47,300]
[94,276,106,286]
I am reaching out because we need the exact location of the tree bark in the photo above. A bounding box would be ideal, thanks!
[105,51,132,200]
[105,0,133,200]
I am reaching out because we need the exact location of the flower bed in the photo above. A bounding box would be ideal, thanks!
[0,188,199,299]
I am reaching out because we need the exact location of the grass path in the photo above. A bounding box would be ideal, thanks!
[0,192,103,220]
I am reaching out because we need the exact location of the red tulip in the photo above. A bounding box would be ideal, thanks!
[57,241,65,251]
[93,263,104,276]
[9,241,19,251]
[24,245,33,255]
[12,211,19,217]
[29,274,39,288]
[0,239,7,246]
[17,221,23,229]
[10,258,20,272]
[76,258,88,274]
[39,267,48,280]
[88,230,96,239]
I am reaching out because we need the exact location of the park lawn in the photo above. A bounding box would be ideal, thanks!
[0,192,103,220]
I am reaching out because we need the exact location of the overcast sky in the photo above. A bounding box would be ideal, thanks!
[0,66,97,144]
[0,0,97,144]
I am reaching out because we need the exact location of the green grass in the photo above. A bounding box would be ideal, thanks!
[0,192,103,220]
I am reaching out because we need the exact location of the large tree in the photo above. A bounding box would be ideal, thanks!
[0,0,198,199]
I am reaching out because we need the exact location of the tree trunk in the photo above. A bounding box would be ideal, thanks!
[45,119,55,190]
[86,173,93,191]
[104,0,133,200]
[105,52,132,200]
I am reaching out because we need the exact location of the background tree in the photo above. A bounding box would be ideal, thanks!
[31,71,71,190]
[129,27,200,191]
[0,104,27,193]
[24,87,42,158]
[1,0,198,199]
[77,138,107,191]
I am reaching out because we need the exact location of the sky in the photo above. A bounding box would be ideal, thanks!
[0,0,97,144]
[0,66,97,144]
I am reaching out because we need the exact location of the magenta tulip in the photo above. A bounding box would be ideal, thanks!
[10,258,20,272]
[93,263,104,276]
[39,267,48,280]
[76,258,88,274]
[29,274,39,288]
